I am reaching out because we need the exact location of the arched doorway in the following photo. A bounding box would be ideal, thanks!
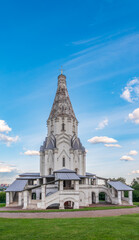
[99,192,110,203]
[64,201,74,209]
[92,192,96,203]
[32,192,36,200]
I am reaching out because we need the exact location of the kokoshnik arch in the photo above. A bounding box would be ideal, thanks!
[6,73,133,209]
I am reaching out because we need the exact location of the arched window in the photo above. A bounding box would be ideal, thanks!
[62,123,65,131]
[32,192,36,200]
[49,168,52,175]
[63,157,65,167]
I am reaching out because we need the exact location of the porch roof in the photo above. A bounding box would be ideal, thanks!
[19,173,40,177]
[108,181,133,191]
[54,168,76,173]
[5,180,28,192]
[17,177,42,180]
[56,172,80,181]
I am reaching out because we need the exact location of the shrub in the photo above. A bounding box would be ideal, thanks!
[0,192,6,203]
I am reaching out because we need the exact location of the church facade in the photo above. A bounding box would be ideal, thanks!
[6,73,133,209]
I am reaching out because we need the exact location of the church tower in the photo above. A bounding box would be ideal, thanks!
[40,73,86,176]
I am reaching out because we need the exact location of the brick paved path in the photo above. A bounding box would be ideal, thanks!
[0,207,139,219]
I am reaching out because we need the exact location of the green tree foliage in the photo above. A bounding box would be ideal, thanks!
[0,192,6,203]
[131,179,139,202]
[109,177,126,183]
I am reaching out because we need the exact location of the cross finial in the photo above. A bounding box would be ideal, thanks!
[59,65,64,74]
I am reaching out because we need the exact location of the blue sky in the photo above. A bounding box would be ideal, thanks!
[0,0,139,184]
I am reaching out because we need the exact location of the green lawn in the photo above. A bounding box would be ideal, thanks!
[134,202,139,206]
[0,214,139,240]
[0,205,135,212]
[0,203,5,208]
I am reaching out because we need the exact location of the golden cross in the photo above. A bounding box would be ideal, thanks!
[59,65,64,74]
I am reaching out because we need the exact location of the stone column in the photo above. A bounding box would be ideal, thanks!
[95,178,98,185]
[122,191,124,198]
[59,181,63,191]
[128,191,133,205]
[74,201,79,209]
[41,185,46,209]
[18,192,22,206]
[9,192,13,203]
[85,178,88,185]
[6,192,10,206]
[59,201,64,209]
[117,191,122,205]
[95,194,99,204]
[111,187,115,197]
[28,191,32,204]
[43,178,47,184]
[74,181,79,191]
[23,191,28,209]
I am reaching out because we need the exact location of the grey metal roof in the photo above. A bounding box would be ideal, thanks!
[54,168,76,173]
[6,180,28,192]
[46,174,55,178]
[17,177,42,180]
[19,173,40,177]
[78,174,86,178]
[86,172,96,176]
[108,181,133,191]
[71,135,85,152]
[40,134,56,152]
[56,172,80,180]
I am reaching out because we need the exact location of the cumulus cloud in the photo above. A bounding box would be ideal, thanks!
[128,108,139,124]
[0,162,19,173]
[96,118,108,130]
[128,150,138,156]
[120,155,134,161]
[120,77,139,102]
[0,120,11,133]
[0,119,19,146]
[0,162,21,184]
[104,144,121,148]
[88,136,117,144]
[131,170,139,174]
[0,133,19,146]
[24,150,40,156]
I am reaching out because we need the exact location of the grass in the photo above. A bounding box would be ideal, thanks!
[134,202,139,206]
[0,203,5,208]
[0,205,136,213]
[0,214,139,240]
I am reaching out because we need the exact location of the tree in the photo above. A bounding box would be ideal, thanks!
[109,177,126,184]
[0,192,6,203]
[131,178,139,202]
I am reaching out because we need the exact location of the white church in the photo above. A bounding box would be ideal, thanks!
[6,72,133,209]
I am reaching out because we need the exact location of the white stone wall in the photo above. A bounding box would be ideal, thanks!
[40,115,86,176]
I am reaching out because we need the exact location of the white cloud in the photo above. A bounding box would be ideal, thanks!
[24,150,40,156]
[0,120,11,133]
[128,108,139,124]
[104,144,121,148]
[88,136,117,144]
[96,118,108,130]
[120,155,134,161]
[0,133,19,146]
[128,150,138,156]
[0,120,19,146]
[131,170,139,174]
[121,88,132,102]
[121,77,139,102]
[0,162,21,184]
[0,162,18,173]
